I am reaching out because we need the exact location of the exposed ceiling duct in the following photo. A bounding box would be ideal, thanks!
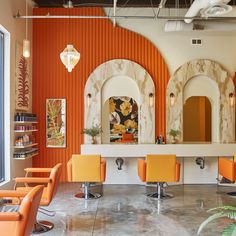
[164,20,236,31]
[184,0,232,23]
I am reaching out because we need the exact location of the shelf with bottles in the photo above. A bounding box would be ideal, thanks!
[13,112,39,159]
[14,112,37,123]
[14,124,38,133]
[14,143,38,149]
[14,148,38,160]
[14,133,37,148]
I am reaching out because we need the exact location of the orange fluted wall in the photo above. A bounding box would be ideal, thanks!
[32,7,169,180]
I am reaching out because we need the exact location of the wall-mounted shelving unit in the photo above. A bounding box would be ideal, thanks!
[13,113,39,160]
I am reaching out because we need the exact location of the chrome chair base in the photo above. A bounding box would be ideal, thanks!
[147,192,173,199]
[227,192,236,196]
[75,192,101,200]
[147,182,173,200]
[75,182,101,200]
[33,220,54,234]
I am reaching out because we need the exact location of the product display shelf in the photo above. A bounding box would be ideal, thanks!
[14,143,38,149]
[13,113,38,160]
[14,129,38,133]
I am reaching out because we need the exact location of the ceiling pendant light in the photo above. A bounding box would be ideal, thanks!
[60,1,80,72]
[60,44,80,72]
[23,0,30,58]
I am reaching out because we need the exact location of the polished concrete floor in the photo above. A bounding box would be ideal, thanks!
[37,183,236,236]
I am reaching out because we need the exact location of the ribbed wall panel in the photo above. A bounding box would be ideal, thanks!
[32,7,170,181]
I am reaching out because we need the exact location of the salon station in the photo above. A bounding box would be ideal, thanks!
[1,0,236,235]
[82,59,236,185]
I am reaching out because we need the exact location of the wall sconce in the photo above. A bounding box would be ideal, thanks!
[149,93,154,107]
[229,92,235,107]
[170,92,175,106]
[87,93,92,108]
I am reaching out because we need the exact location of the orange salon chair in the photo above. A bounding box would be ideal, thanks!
[115,133,135,143]
[218,156,236,196]
[121,133,135,143]
[13,163,62,233]
[138,154,180,199]
[0,185,44,236]
[67,154,106,200]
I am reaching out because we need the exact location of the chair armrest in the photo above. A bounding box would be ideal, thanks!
[175,161,181,182]
[100,158,106,182]
[0,190,27,198]
[14,177,51,184]
[219,157,236,182]
[0,212,21,221]
[24,168,52,173]
[138,159,146,182]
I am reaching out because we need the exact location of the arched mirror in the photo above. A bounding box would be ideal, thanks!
[183,96,211,142]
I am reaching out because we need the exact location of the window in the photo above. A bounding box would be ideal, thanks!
[0,31,4,182]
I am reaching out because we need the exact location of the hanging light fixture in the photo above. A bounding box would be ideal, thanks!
[23,0,30,58]
[60,45,80,72]
[60,1,80,72]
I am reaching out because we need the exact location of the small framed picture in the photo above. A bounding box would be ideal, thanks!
[46,98,66,148]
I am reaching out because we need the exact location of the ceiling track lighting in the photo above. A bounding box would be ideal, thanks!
[14,12,236,21]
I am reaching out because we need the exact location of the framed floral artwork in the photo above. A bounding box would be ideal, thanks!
[46,99,66,148]
[15,41,30,111]
[109,96,138,142]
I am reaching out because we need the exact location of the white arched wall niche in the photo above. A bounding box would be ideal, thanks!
[84,59,155,144]
[183,75,219,142]
[102,75,140,144]
[166,59,235,143]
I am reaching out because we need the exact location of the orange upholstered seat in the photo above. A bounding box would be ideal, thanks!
[13,163,62,233]
[115,133,135,143]
[218,157,236,182]
[138,154,180,199]
[67,154,106,199]
[218,155,236,196]
[0,185,43,236]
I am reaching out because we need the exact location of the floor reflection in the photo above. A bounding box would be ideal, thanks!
[37,183,236,236]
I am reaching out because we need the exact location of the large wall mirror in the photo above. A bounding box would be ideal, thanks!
[101,76,140,144]
[109,96,138,143]
[183,96,211,142]
[166,59,235,143]
[85,59,155,144]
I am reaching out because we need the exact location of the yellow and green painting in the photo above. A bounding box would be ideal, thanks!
[46,99,66,147]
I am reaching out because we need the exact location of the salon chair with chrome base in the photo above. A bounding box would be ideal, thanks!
[67,154,106,200]
[14,163,62,234]
[218,156,236,196]
[138,154,180,199]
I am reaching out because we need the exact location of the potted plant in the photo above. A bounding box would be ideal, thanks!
[198,206,236,235]
[169,129,180,144]
[82,124,102,144]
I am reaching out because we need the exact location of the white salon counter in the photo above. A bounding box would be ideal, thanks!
[81,143,236,185]
[81,143,236,157]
